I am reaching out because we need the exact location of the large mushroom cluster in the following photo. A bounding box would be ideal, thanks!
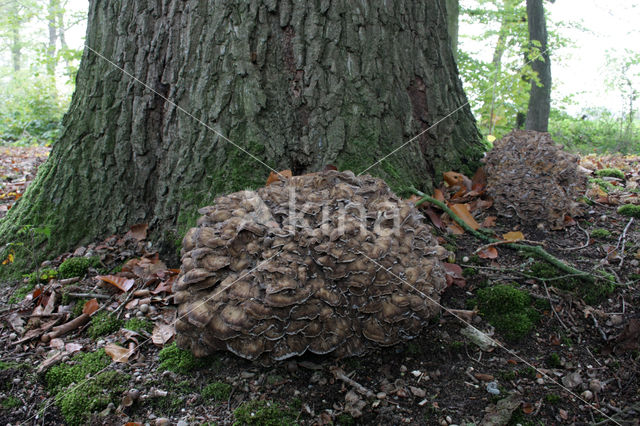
[484,130,588,229]
[173,170,449,364]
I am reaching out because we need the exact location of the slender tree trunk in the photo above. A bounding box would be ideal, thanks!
[47,0,59,76]
[487,0,510,135]
[1,0,483,266]
[444,0,459,62]
[524,0,551,132]
[11,26,21,73]
[58,7,70,70]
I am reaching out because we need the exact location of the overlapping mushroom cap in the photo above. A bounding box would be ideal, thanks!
[173,170,449,364]
[484,130,588,229]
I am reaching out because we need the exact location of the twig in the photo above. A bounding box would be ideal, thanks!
[41,313,91,343]
[66,292,111,300]
[331,367,374,398]
[591,315,608,342]
[411,188,596,283]
[616,218,633,267]
[561,221,590,252]
[542,282,569,331]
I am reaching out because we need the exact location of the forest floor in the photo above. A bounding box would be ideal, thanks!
[0,146,639,426]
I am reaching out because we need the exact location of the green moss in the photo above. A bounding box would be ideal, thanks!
[590,228,611,238]
[500,370,517,381]
[157,342,204,374]
[1,396,20,409]
[58,256,100,278]
[595,168,625,179]
[545,393,561,404]
[26,268,58,285]
[55,370,128,426]
[71,299,86,318]
[8,282,35,303]
[336,413,356,425]
[475,284,539,342]
[87,312,123,339]
[617,204,640,218]
[528,262,614,305]
[462,267,478,278]
[124,317,153,334]
[45,349,111,393]
[520,366,537,379]
[546,352,562,368]
[589,178,615,193]
[202,381,231,401]
[233,400,296,426]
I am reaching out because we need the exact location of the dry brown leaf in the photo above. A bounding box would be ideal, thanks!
[433,188,445,203]
[478,246,498,259]
[423,207,444,230]
[448,203,480,230]
[124,223,148,241]
[96,275,135,292]
[152,323,175,346]
[83,298,99,315]
[447,222,465,235]
[482,216,497,227]
[266,169,292,186]
[105,343,134,363]
[502,231,525,242]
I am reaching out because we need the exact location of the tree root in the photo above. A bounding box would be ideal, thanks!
[409,187,597,284]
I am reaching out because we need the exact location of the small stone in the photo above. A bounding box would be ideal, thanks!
[176,420,188,426]
[139,304,150,314]
[462,256,469,263]
[561,372,583,389]
[446,416,453,424]
[600,215,607,222]
[581,390,593,401]
[410,370,422,377]
[486,381,500,395]
[589,379,602,393]
[440,419,448,426]
[155,418,170,426]
[400,365,408,373]
[9,332,17,340]
[376,392,387,400]
[536,378,544,385]
[240,371,255,379]
[610,315,623,326]
[409,386,426,398]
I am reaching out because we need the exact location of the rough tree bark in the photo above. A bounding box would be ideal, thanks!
[0,0,483,266]
[524,0,551,131]
[444,0,459,62]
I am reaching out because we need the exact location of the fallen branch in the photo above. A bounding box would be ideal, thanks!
[331,367,374,398]
[410,187,596,283]
[41,313,91,343]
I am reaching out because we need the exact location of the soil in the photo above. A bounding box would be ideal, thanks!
[0,148,639,425]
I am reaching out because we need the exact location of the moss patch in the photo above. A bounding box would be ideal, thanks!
[45,349,111,394]
[58,256,100,278]
[528,262,615,305]
[202,381,232,401]
[475,284,539,342]
[590,228,611,239]
[124,317,153,334]
[8,282,35,304]
[157,342,205,374]
[595,168,624,179]
[87,312,123,339]
[233,399,297,426]
[617,204,640,218]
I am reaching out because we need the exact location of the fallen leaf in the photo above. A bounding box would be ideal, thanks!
[124,223,148,241]
[443,263,466,287]
[96,275,135,292]
[478,246,498,259]
[152,323,175,346]
[266,169,292,186]
[433,188,445,203]
[448,203,480,230]
[502,231,525,242]
[482,216,497,227]
[105,343,134,363]
[83,298,99,315]
[152,275,176,294]
[423,207,444,230]
[447,222,465,235]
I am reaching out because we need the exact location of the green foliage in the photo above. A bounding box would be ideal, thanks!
[617,204,640,218]
[26,268,58,284]
[590,228,612,239]
[545,393,561,404]
[45,349,110,393]
[71,299,86,318]
[8,282,35,303]
[336,413,356,425]
[528,262,614,305]
[58,256,99,278]
[202,381,232,401]
[87,311,123,339]
[546,352,562,368]
[1,396,20,409]
[55,370,128,426]
[124,317,153,334]
[157,342,204,374]
[475,284,539,341]
[589,178,615,193]
[595,168,625,179]
[233,400,297,426]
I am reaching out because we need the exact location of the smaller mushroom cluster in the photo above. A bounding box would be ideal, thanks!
[484,130,588,229]
[173,170,449,364]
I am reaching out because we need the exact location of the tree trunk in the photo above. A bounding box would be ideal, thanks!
[11,25,21,72]
[0,0,483,266]
[46,0,59,76]
[444,0,459,62]
[524,0,551,132]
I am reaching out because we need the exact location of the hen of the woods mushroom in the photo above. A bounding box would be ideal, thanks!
[173,170,449,364]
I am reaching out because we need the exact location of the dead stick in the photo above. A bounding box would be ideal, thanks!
[331,367,374,398]
[410,187,595,283]
[41,313,91,343]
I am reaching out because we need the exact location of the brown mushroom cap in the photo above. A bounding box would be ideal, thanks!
[173,170,448,364]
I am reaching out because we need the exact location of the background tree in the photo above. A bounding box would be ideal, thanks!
[524,0,551,131]
[445,0,460,61]
[0,0,484,270]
